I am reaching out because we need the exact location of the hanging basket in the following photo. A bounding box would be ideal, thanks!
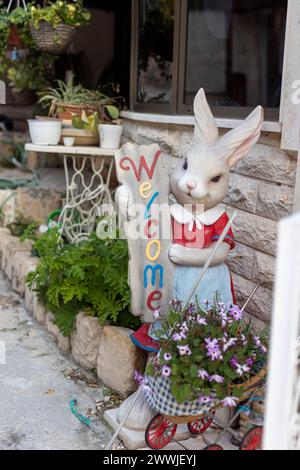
[30,22,76,54]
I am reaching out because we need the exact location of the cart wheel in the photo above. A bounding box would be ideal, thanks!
[188,411,215,435]
[145,414,177,450]
[203,444,223,450]
[239,426,263,450]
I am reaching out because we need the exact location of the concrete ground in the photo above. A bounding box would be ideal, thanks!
[0,271,113,450]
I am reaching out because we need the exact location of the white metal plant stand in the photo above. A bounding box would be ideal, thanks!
[25,144,115,243]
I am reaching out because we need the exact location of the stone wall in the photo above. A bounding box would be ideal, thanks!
[122,119,297,324]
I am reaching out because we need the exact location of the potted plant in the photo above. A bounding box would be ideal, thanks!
[38,78,125,146]
[143,296,268,417]
[29,0,90,54]
[37,75,97,118]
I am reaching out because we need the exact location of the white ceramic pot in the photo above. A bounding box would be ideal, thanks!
[98,124,123,149]
[27,119,62,145]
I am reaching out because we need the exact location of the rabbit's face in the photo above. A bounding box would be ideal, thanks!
[170,144,230,210]
[170,89,264,213]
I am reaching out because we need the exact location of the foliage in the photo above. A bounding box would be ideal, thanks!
[0,6,55,91]
[145,297,268,405]
[29,1,90,29]
[72,110,99,134]
[26,228,139,336]
[7,53,54,92]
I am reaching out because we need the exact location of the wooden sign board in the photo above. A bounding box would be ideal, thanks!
[114,143,174,323]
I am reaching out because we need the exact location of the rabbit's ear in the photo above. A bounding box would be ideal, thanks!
[218,106,264,167]
[193,88,219,145]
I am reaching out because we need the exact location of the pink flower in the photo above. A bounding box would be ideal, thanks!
[209,374,224,384]
[162,365,171,377]
[196,315,207,325]
[198,369,209,380]
[222,396,238,407]
[177,345,192,356]
[153,309,160,320]
[199,395,213,405]
[164,352,172,361]
[229,305,243,321]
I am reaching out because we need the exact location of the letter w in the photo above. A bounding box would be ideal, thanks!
[119,150,161,181]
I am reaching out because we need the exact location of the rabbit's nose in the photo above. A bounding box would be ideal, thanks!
[186,180,197,190]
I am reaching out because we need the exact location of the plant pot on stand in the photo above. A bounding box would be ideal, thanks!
[98,123,123,149]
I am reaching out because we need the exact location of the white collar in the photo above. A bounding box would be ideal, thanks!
[170,204,225,231]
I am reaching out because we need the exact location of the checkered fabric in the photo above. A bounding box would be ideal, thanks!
[144,375,218,417]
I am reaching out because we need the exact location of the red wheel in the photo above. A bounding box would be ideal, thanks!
[239,426,263,450]
[203,444,223,450]
[145,414,177,449]
[188,411,215,435]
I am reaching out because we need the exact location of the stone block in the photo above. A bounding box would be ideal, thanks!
[2,236,32,280]
[232,272,273,323]
[224,173,258,213]
[97,326,147,397]
[227,242,254,280]
[24,284,35,314]
[71,312,102,370]
[32,295,46,325]
[11,252,38,295]
[46,312,70,353]
[252,251,275,283]
[234,143,296,186]
[227,207,278,256]
[256,182,294,221]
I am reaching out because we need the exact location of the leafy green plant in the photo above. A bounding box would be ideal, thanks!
[145,297,268,405]
[7,53,54,92]
[26,228,140,336]
[38,76,124,122]
[29,1,90,29]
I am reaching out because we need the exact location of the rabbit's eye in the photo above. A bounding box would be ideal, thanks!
[211,174,222,183]
[183,158,188,170]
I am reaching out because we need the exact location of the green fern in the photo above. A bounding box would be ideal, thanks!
[26,229,140,336]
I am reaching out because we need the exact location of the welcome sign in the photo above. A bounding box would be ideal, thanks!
[115,143,174,323]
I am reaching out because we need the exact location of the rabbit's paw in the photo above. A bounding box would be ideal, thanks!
[169,243,187,265]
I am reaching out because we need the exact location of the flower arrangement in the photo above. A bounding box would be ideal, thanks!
[145,295,268,407]
[29,1,90,30]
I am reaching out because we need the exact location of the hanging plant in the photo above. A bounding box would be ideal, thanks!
[29,0,91,54]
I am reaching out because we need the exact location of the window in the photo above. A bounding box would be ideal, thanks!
[130,0,287,119]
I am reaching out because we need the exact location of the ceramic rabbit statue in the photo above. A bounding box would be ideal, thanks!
[113,89,263,433]
[168,88,263,305]
[116,88,264,307]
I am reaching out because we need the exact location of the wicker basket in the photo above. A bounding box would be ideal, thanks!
[30,22,75,54]
[146,366,267,425]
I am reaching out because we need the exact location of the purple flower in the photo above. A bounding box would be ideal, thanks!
[246,357,254,367]
[222,337,237,352]
[241,334,247,346]
[164,352,172,361]
[172,333,181,341]
[260,345,267,354]
[134,370,144,385]
[177,345,192,356]
[222,396,238,407]
[207,348,223,361]
[253,336,261,347]
[236,364,250,376]
[196,315,207,325]
[199,395,213,405]
[162,365,171,377]
[198,369,209,380]
[153,309,160,320]
[230,357,238,368]
[209,374,224,384]
[229,305,243,321]
[205,338,219,350]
